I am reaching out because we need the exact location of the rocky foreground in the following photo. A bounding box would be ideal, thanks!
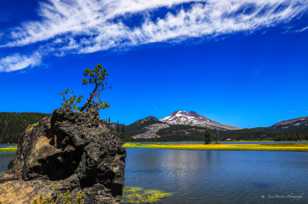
[0,109,126,204]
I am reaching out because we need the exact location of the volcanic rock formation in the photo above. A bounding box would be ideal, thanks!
[0,109,126,204]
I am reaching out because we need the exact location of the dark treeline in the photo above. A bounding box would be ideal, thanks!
[221,126,308,141]
[0,112,48,143]
[157,125,214,141]
[122,124,308,142]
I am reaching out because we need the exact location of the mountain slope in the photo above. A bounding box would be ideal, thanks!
[161,111,239,131]
[121,116,170,139]
[272,117,308,129]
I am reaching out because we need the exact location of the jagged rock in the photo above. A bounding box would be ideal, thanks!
[0,109,126,204]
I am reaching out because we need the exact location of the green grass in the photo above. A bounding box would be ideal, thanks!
[123,143,308,152]
[122,187,172,204]
[224,139,275,142]
[0,147,17,152]
[4,142,308,153]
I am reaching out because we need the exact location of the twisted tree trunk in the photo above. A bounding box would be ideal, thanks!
[80,84,98,112]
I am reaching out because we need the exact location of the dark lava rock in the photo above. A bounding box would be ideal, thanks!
[0,109,126,204]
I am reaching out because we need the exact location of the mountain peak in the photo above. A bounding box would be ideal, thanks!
[171,110,201,117]
[161,110,239,131]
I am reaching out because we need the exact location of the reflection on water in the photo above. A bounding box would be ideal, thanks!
[0,153,15,172]
[125,149,308,204]
[1,149,308,204]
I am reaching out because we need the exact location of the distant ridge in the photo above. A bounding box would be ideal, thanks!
[272,116,308,129]
[104,113,308,141]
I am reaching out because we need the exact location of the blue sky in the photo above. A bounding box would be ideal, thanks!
[0,0,308,128]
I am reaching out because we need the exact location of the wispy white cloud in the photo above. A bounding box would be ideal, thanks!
[3,0,196,48]
[297,25,308,32]
[0,53,41,72]
[0,0,307,72]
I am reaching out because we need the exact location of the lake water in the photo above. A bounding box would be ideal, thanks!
[1,149,308,204]
[0,152,15,173]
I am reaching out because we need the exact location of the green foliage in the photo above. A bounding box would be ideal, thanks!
[0,112,47,143]
[95,101,110,110]
[82,64,108,86]
[204,130,211,144]
[157,125,214,142]
[59,89,83,112]
[80,64,110,112]
[60,64,110,113]
[220,126,308,141]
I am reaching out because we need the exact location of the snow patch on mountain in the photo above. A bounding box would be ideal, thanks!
[161,110,239,130]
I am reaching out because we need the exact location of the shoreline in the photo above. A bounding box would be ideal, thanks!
[123,143,308,152]
[3,143,308,152]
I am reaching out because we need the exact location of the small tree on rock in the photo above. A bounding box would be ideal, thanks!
[60,88,83,112]
[60,64,110,113]
[80,64,110,112]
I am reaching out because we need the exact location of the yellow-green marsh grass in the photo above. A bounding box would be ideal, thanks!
[123,143,308,152]
[0,147,17,152]
[123,187,172,204]
[4,143,308,153]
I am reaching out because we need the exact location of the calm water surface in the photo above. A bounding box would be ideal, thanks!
[1,149,308,204]
[0,152,15,172]
[125,149,308,204]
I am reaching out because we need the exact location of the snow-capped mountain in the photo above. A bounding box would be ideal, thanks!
[161,111,239,131]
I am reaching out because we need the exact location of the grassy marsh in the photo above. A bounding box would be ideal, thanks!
[0,147,17,152]
[3,143,308,153]
[123,186,172,204]
[123,143,308,152]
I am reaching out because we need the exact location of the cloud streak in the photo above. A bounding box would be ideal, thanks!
[0,0,308,72]
[0,53,41,72]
